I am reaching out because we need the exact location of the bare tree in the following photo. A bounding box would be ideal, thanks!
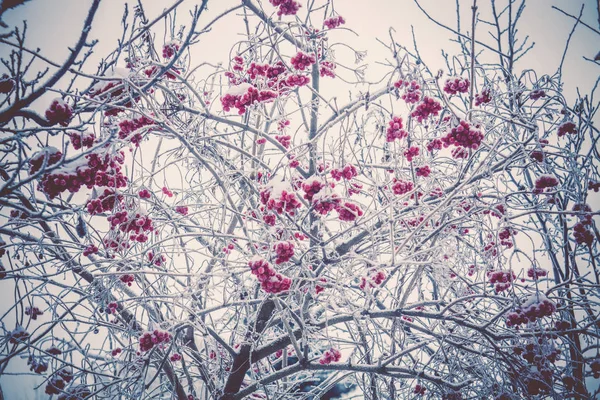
[0,1,599,399]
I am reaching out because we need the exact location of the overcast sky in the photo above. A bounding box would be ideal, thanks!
[1,0,598,398]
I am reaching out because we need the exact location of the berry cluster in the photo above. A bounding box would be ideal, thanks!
[404,146,419,162]
[533,175,558,194]
[69,132,96,150]
[557,121,577,137]
[111,347,122,357]
[170,353,182,362]
[451,147,469,159]
[144,65,179,80]
[348,182,362,196]
[318,347,341,364]
[573,222,594,246]
[498,228,515,247]
[589,180,600,192]
[530,89,546,100]
[0,74,15,94]
[554,320,571,330]
[269,0,301,16]
[513,341,561,396]
[483,204,506,219]
[25,306,43,320]
[106,302,119,314]
[474,88,492,106]
[175,205,189,215]
[527,267,548,280]
[120,274,135,286]
[530,150,544,162]
[442,121,484,150]
[148,252,166,266]
[139,189,152,199]
[411,97,442,123]
[505,295,556,327]
[359,269,386,290]
[260,186,302,215]
[106,211,154,243]
[38,150,127,199]
[324,15,345,29]
[273,241,294,264]
[315,278,327,294]
[394,80,421,104]
[392,179,414,195]
[279,74,311,90]
[9,326,29,344]
[83,244,98,257]
[139,330,172,352]
[275,134,292,148]
[301,178,325,201]
[248,257,292,294]
[290,51,316,71]
[413,385,426,396]
[319,61,336,78]
[426,138,443,152]
[416,165,431,177]
[45,98,73,126]
[386,116,407,142]
[89,80,129,116]
[331,164,357,181]
[221,85,278,115]
[119,115,155,147]
[487,270,516,293]
[28,357,48,374]
[162,41,180,59]
[277,119,290,131]
[336,201,363,222]
[312,193,341,215]
[29,148,63,175]
[443,77,470,95]
[44,368,73,395]
[87,188,122,215]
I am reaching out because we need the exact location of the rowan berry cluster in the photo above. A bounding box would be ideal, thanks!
[336,201,363,222]
[394,80,421,104]
[331,164,357,181]
[557,121,577,137]
[443,77,470,95]
[45,98,73,126]
[318,347,341,364]
[441,120,484,150]
[269,0,301,16]
[69,132,96,150]
[290,51,316,71]
[260,186,302,215]
[411,97,442,123]
[248,257,292,294]
[273,241,294,264]
[505,296,557,327]
[533,175,558,194]
[324,15,345,29]
[487,270,516,293]
[139,330,172,352]
[359,269,386,290]
[392,179,414,195]
[386,116,407,142]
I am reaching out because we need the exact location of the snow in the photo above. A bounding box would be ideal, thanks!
[226,82,253,96]
[522,292,552,308]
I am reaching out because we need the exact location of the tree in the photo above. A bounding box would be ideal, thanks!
[0,0,599,399]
